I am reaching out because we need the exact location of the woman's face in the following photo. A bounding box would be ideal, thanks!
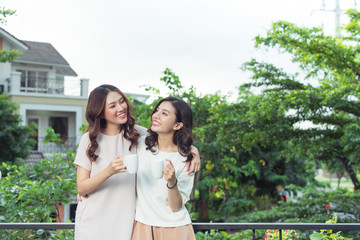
[103,91,128,127]
[151,101,181,134]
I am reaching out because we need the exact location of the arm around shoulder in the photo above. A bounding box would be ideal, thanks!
[187,146,200,173]
[135,125,148,137]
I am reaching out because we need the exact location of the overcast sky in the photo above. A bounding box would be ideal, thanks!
[1,0,358,100]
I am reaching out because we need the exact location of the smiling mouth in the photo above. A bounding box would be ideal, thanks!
[117,112,126,119]
[152,120,160,126]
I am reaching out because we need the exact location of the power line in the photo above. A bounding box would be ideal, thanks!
[317,0,358,35]
[317,0,341,35]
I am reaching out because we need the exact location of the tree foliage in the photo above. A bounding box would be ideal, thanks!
[0,6,20,63]
[241,9,360,190]
[0,6,30,164]
[0,93,35,164]
[0,6,15,24]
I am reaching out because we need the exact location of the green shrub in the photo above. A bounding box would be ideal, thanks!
[309,214,352,240]
[0,151,76,239]
[229,185,360,239]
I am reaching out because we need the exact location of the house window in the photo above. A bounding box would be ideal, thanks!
[17,70,48,93]
[49,117,68,142]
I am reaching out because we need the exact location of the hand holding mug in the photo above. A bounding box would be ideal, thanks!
[164,159,176,187]
[107,155,126,175]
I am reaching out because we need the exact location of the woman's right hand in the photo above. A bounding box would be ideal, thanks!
[77,155,127,196]
[107,155,127,175]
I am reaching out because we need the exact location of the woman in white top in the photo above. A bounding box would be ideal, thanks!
[132,96,196,240]
[74,85,200,240]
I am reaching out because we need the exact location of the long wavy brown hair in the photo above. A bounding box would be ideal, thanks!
[145,96,194,162]
[85,84,139,162]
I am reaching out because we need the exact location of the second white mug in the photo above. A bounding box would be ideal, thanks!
[150,159,164,179]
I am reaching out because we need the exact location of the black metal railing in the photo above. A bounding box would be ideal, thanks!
[1,222,360,239]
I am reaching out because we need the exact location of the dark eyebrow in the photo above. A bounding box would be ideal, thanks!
[156,107,170,113]
[107,97,123,106]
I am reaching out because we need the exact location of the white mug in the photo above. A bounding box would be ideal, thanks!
[150,159,164,179]
[123,154,138,174]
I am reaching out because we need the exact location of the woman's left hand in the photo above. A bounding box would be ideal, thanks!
[164,159,177,187]
[186,146,201,174]
[76,193,88,202]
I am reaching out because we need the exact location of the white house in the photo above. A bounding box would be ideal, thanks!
[0,27,90,222]
[0,27,89,159]
[0,27,150,160]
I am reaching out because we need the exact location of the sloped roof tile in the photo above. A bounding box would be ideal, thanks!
[17,40,78,77]
[1,27,78,77]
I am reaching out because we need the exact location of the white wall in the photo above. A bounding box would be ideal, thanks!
[19,103,83,144]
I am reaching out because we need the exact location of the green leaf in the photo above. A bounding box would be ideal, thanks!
[310,232,324,240]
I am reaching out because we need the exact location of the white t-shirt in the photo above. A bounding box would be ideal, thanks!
[135,136,195,227]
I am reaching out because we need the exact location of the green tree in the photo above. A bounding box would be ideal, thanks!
[0,93,35,164]
[0,6,20,63]
[0,5,31,164]
[195,87,314,220]
[241,9,360,190]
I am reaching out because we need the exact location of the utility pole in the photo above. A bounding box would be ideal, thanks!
[316,0,358,188]
[335,0,341,35]
[317,0,342,36]
[317,0,359,35]
[315,0,342,188]
[320,0,341,188]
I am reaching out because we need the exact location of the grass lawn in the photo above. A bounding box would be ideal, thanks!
[315,175,354,191]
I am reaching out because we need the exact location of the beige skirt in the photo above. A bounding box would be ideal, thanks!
[131,220,196,240]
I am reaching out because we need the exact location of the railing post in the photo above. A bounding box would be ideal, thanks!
[252,229,255,240]
[279,229,282,240]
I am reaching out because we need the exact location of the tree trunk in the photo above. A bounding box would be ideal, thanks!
[338,156,360,190]
[336,172,345,189]
[198,192,209,221]
[189,171,201,213]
